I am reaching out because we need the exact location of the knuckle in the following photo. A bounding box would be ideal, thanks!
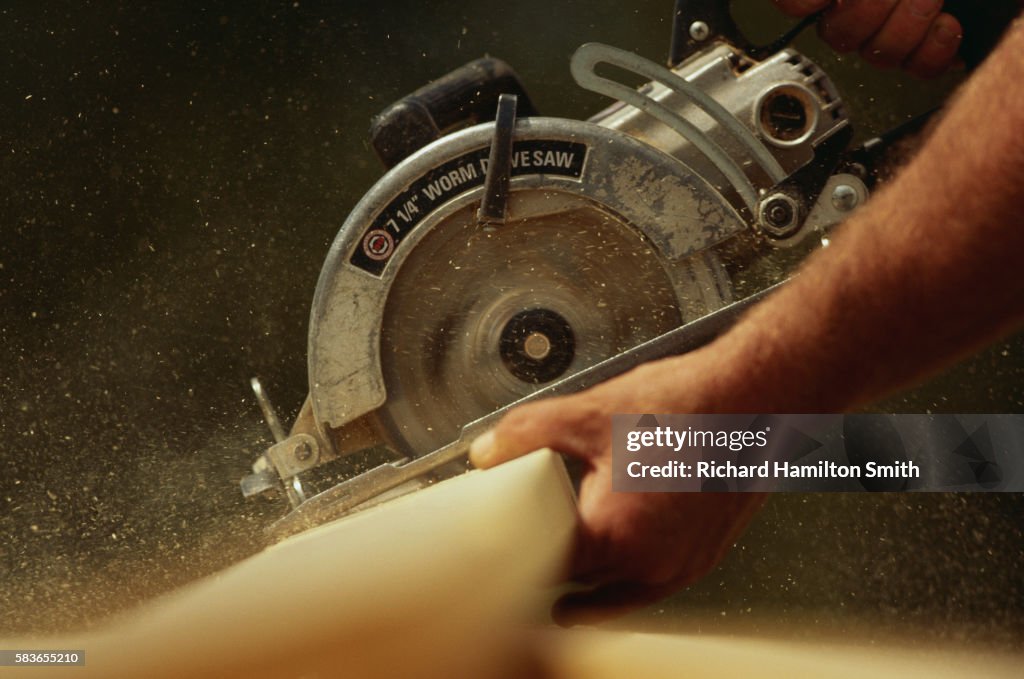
[898,0,941,20]
[496,404,545,442]
[822,0,899,50]
[818,20,858,52]
[502,404,535,429]
[775,0,831,18]
[574,398,610,431]
[496,395,598,454]
[931,15,963,48]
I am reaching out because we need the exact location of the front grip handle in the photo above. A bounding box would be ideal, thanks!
[369,57,538,170]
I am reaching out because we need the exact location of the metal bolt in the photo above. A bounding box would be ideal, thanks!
[689,21,710,42]
[759,193,801,238]
[523,332,552,360]
[831,184,859,212]
[294,440,313,462]
[766,201,793,227]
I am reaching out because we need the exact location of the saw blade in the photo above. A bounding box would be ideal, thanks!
[369,190,720,458]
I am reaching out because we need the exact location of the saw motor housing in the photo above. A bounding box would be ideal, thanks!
[241,5,867,535]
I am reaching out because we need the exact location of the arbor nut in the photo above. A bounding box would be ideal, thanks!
[759,193,802,238]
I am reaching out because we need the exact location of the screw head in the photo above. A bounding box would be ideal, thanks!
[831,184,859,212]
[689,21,710,42]
[294,440,313,462]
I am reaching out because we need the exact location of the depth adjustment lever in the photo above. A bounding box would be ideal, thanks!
[477,93,518,225]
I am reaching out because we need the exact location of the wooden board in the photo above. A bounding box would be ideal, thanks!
[544,629,1023,679]
[4,448,1020,678]
[2,450,576,679]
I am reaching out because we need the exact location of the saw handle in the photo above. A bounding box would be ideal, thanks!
[369,57,538,170]
[671,1,1017,70]
[669,0,821,66]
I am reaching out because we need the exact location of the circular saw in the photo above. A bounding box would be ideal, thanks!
[241,0,877,539]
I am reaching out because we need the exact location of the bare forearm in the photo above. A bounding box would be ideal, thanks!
[698,18,1024,412]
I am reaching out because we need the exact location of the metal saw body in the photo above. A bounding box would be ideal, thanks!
[314,118,737,448]
[241,3,871,538]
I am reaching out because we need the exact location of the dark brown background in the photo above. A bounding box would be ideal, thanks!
[2,0,1021,647]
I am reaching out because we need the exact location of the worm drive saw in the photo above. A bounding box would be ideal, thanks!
[240,1,898,539]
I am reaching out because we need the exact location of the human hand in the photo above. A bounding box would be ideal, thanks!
[773,0,963,77]
[469,353,766,625]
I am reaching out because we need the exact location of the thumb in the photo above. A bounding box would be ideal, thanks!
[469,394,608,469]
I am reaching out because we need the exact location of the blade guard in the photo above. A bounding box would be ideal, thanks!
[307,117,742,449]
